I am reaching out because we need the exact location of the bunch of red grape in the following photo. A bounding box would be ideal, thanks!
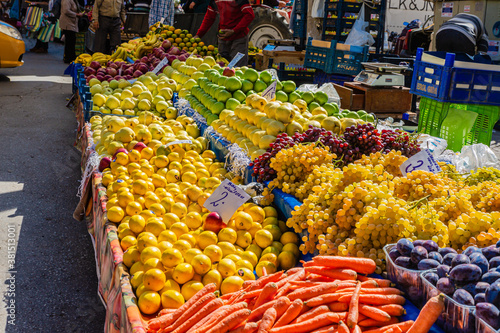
[380,129,421,157]
[250,133,296,182]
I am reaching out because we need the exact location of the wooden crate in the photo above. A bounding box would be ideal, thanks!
[259,50,306,70]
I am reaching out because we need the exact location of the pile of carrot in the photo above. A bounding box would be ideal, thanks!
[147,256,443,333]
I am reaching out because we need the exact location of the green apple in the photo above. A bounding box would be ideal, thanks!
[232,90,247,103]
[138,99,151,111]
[308,101,320,111]
[253,80,267,93]
[225,77,243,92]
[241,80,253,93]
[276,91,288,102]
[243,68,259,82]
[120,97,136,110]
[259,71,272,84]
[226,98,240,111]
[165,107,177,119]
[314,91,329,105]
[105,95,120,109]
[156,101,169,113]
[282,81,296,94]
[90,84,103,94]
[288,91,300,103]
[211,101,225,115]
[89,78,100,87]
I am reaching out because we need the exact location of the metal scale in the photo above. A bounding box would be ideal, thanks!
[354,62,408,87]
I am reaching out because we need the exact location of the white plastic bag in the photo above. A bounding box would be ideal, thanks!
[345,4,375,46]
[311,0,325,18]
[418,134,448,157]
[454,144,500,174]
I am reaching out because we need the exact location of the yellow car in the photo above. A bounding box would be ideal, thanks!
[0,20,25,68]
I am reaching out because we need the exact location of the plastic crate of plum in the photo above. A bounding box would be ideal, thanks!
[419,242,500,333]
[383,238,442,307]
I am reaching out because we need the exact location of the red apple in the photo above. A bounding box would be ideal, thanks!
[204,212,226,233]
[223,68,235,77]
[133,142,147,152]
[112,148,128,159]
[98,157,111,172]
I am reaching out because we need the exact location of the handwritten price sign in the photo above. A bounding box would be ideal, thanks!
[400,149,442,177]
[203,179,251,222]
[262,81,277,101]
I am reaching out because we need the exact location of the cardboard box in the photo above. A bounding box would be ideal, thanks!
[261,50,306,70]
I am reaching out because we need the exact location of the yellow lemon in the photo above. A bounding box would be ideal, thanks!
[141,147,154,160]
[172,240,192,256]
[137,234,158,252]
[283,243,300,258]
[217,228,237,244]
[182,171,197,185]
[163,212,180,228]
[218,242,236,257]
[139,209,156,221]
[145,218,167,237]
[246,244,262,258]
[262,217,278,227]
[248,222,262,238]
[155,155,169,168]
[149,203,166,217]
[172,263,195,284]
[225,254,242,264]
[144,194,160,209]
[280,231,299,245]
[271,241,284,252]
[170,222,189,238]
[183,248,202,264]
[259,253,278,265]
[166,169,181,183]
[129,215,146,234]
[143,268,166,291]
[263,224,281,241]
[220,276,245,295]
[136,283,147,298]
[117,191,135,209]
[121,235,137,250]
[161,248,184,268]
[179,234,197,247]
[108,206,125,223]
[138,291,161,314]
[102,173,114,187]
[255,230,273,248]
[161,290,185,309]
[132,179,148,196]
[140,246,162,263]
[255,261,277,278]
[236,268,256,281]
[181,281,204,301]
[171,202,188,219]
[174,193,189,206]
[245,206,265,224]
[264,206,278,218]
[191,254,212,275]
[188,202,202,214]
[234,211,253,230]
[278,251,297,270]
[198,231,218,250]
[217,258,236,278]
[235,259,254,271]
[240,251,258,267]
[160,279,181,294]
[262,246,280,257]
[202,269,223,289]
[143,258,164,272]
[118,226,135,240]
[160,196,175,212]
[158,230,177,243]
[157,241,173,252]
[278,220,288,233]
[185,212,203,229]
[204,244,223,264]
[130,271,144,289]
[236,230,252,248]
[123,247,141,267]
[130,261,144,275]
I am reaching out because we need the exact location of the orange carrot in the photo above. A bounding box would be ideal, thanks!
[360,288,403,296]
[205,309,252,333]
[243,280,256,288]
[307,256,376,275]
[361,280,380,288]
[309,325,338,333]
[163,293,216,332]
[305,267,357,281]
[358,305,391,323]
[274,299,303,328]
[338,294,406,305]
[406,295,444,333]
[286,267,304,275]
[158,309,176,316]
[276,269,306,289]
[237,289,263,302]
[272,296,292,319]
[228,322,259,333]
[149,283,217,330]
[338,320,349,333]
[222,291,240,300]
[374,305,406,317]
[170,298,224,333]
[309,275,337,283]
[328,302,349,312]
[275,283,291,298]
[248,299,279,322]
[249,272,284,291]
[357,276,393,288]
[254,283,279,308]
[384,326,403,333]
[351,325,362,333]
[346,281,362,328]
[258,307,277,333]
[362,321,414,333]
[191,302,248,333]
[188,305,230,332]
[287,282,339,301]
[293,305,331,324]
[305,293,352,307]
[358,317,399,327]
[289,281,322,288]
[269,312,344,333]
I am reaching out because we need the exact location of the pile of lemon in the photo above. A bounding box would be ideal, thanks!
[90,114,300,316]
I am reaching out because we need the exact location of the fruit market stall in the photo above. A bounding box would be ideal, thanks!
[67,19,500,333]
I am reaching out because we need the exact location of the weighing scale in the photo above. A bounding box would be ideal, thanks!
[354,62,408,87]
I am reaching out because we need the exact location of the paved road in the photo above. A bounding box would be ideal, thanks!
[0,40,105,332]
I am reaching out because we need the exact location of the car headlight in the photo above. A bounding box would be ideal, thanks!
[0,23,23,40]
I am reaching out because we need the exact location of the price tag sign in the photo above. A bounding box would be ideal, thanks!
[228,52,245,68]
[165,139,192,147]
[160,17,165,24]
[203,179,251,222]
[153,58,169,75]
[262,81,277,101]
[400,149,442,177]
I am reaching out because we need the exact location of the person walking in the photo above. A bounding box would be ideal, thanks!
[91,0,126,54]
[435,13,489,56]
[59,0,83,62]
[194,0,254,66]
[148,0,174,26]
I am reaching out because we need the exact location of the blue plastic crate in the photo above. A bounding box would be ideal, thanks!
[293,19,307,38]
[304,37,368,75]
[313,70,354,85]
[276,63,315,84]
[411,48,500,106]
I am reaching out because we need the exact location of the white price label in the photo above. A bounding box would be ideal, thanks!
[400,149,442,177]
[128,78,137,84]
[203,179,251,222]
[228,52,245,68]
[165,139,192,147]
[153,58,169,75]
[262,81,277,101]
[160,17,165,24]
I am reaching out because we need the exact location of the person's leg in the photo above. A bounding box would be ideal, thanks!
[218,38,232,62]
[93,16,109,53]
[64,30,77,62]
[109,17,122,52]
[229,35,248,67]
[436,29,476,55]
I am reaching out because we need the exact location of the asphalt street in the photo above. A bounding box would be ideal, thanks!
[0,40,105,332]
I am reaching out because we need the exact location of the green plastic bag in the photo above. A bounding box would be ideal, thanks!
[439,107,478,152]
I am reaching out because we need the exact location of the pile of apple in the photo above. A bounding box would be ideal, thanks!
[89,114,301,315]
